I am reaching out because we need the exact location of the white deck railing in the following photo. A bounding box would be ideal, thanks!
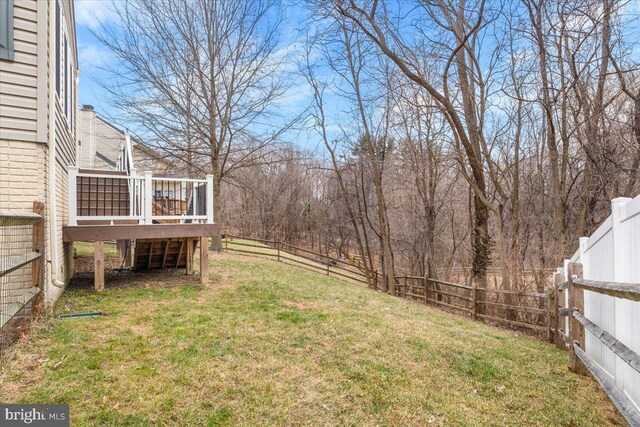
[68,166,214,226]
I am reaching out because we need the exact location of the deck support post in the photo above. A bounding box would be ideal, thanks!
[200,236,209,284]
[94,241,105,292]
[117,240,131,268]
[186,238,194,275]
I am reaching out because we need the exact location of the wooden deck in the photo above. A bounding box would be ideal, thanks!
[66,166,217,291]
[63,223,219,242]
[64,224,217,291]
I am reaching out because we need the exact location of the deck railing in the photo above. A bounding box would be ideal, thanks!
[68,167,214,226]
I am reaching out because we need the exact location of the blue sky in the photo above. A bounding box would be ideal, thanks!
[73,0,329,152]
[73,0,640,154]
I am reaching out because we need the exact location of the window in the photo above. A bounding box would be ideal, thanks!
[64,36,68,113]
[55,0,60,93]
[0,0,14,60]
[54,0,75,130]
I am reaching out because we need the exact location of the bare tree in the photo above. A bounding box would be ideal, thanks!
[95,0,296,249]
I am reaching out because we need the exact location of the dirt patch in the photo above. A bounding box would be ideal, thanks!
[130,324,151,336]
[70,256,200,291]
[74,254,123,272]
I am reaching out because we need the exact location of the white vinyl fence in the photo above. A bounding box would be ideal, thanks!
[557,196,640,414]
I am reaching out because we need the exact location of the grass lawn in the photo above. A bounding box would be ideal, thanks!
[224,237,368,284]
[74,241,119,258]
[0,253,625,426]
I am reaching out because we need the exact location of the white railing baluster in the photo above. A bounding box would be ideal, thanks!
[193,181,198,219]
[206,174,214,224]
[129,168,137,220]
[68,166,79,226]
[144,171,153,224]
[67,170,213,225]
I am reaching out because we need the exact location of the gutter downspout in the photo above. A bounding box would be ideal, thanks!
[48,0,64,288]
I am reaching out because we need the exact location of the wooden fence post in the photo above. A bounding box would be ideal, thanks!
[546,285,554,343]
[424,277,429,304]
[276,241,280,262]
[472,279,478,319]
[568,262,587,374]
[31,201,45,313]
[554,272,565,349]
[402,275,407,299]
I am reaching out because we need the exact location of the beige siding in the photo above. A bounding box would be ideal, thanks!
[1,0,78,307]
[0,0,47,316]
[0,0,40,144]
[46,0,78,304]
[133,146,175,176]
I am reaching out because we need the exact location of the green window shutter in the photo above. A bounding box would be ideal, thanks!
[0,0,14,61]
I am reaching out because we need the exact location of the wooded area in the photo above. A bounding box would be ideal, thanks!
[95,0,640,296]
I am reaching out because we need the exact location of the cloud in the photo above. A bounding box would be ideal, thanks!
[78,42,112,70]
[75,0,118,30]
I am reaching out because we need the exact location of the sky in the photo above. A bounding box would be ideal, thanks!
[74,0,118,115]
[73,0,326,152]
[73,0,640,154]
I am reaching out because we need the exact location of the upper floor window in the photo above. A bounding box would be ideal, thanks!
[55,0,76,133]
[0,0,14,60]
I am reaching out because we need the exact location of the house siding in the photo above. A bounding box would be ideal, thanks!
[46,0,77,305]
[0,0,39,144]
[0,0,78,307]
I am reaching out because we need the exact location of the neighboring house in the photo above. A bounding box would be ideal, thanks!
[0,0,79,306]
[78,105,176,176]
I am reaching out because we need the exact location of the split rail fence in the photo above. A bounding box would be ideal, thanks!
[223,235,552,337]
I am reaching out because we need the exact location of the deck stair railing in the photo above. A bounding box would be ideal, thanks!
[68,167,214,226]
[116,132,135,174]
